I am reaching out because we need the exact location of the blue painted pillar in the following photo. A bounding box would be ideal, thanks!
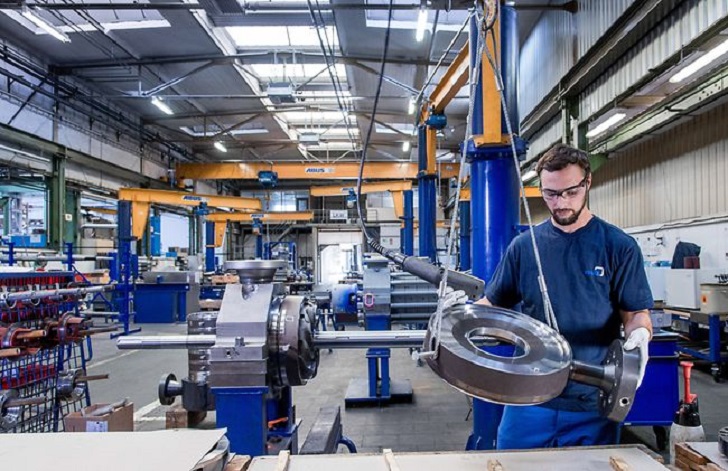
[150,214,161,257]
[205,221,216,272]
[116,200,137,336]
[402,189,414,255]
[417,125,437,262]
[459,200,471,271]
[255,235,263,259]
[465,5,525,451]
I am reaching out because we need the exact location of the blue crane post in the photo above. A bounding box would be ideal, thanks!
[466,5,525,451]
[417,125,437,262]
[459,199,471,271]
[401,189,414,255]
[205,220,216,272]
[114,200,141,337]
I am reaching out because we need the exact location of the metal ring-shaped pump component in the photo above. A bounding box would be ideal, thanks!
[425,304,572,405]
[268,296,319,388]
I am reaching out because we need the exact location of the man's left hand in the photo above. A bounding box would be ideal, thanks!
[441,287,468,310]
[623,327,650,389]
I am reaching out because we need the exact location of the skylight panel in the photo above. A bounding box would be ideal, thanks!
[228,25,338,48]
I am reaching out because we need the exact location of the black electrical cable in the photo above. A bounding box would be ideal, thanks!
[355,0,393,250]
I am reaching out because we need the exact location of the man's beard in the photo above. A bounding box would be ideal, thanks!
[551,196,587,226]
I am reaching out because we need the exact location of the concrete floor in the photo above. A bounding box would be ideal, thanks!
[89,322,728,455]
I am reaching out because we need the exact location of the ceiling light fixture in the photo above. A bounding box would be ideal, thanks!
[670,38,728,84]
[150,96,173,115]
[585,113,626,138]
[521,169,537,182]
[214,141,228,153]
[21,8,70,43]
[402,141,411,152]
[415,8,427,42]
[408,97,417,115]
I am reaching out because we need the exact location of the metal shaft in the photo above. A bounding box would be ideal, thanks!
[570,360,613,391]
[117,335,214,350]
[314,330,426,349]
[117,330,427,351]
[0,255,98,262]
[1,284,114,303]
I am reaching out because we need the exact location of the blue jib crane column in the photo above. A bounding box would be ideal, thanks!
[465,4,526,451]
[417,125,437,262]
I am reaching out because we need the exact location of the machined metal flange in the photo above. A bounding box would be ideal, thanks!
[571,339,640,422]
[425,304,573,405]
[268,296,319,388]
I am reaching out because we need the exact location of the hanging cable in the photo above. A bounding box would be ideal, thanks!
[354,0,393,242]
[352,0,484,303]
[427,3,485,360]
[478,7,558,331]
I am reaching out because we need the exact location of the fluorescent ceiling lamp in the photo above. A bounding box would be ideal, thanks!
[585,113,626,138]
[179,126,268,137]
[214,141,228,153]
[402,141,411,152]
[408,98,417,115]
[151,96,173,115]
[415,9,427,42]
[21,8,70,43]
[521,169,537,182]
[670,38,728,84]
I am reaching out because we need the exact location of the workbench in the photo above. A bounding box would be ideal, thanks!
[624,331,680,450]
[670,310,728,381]
[240,445,666,471]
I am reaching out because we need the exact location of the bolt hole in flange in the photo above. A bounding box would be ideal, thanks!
[619,397,630,407]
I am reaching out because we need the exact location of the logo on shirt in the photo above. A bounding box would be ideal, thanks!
[584,266,605,277]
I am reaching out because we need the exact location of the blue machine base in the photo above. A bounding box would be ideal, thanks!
[344,377,413,407]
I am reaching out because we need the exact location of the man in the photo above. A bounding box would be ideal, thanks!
[477,143,653,449]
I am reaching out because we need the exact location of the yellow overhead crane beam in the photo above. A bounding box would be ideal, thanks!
[309,181,412,197]
[310,181,413,220]
[206,211,314,247]
[175,162,460,183]
[117,188,261,239]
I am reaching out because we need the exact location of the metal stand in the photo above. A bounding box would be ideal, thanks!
[344,348,413,407]
[111,200,140,338]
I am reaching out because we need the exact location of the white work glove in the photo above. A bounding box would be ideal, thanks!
[441,287,468,310]
[623,327,650,389]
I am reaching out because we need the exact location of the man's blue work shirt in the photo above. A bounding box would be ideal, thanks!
[484,216,654,412]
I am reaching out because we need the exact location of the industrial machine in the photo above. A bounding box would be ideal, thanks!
[135,271,201,323]
[118,260,643,456]
[345,256,438,406]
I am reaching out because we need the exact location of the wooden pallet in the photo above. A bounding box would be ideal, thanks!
[674,443,728,471]
[165,404,207,429]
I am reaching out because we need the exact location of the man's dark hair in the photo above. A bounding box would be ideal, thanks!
[536,144,591,177]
